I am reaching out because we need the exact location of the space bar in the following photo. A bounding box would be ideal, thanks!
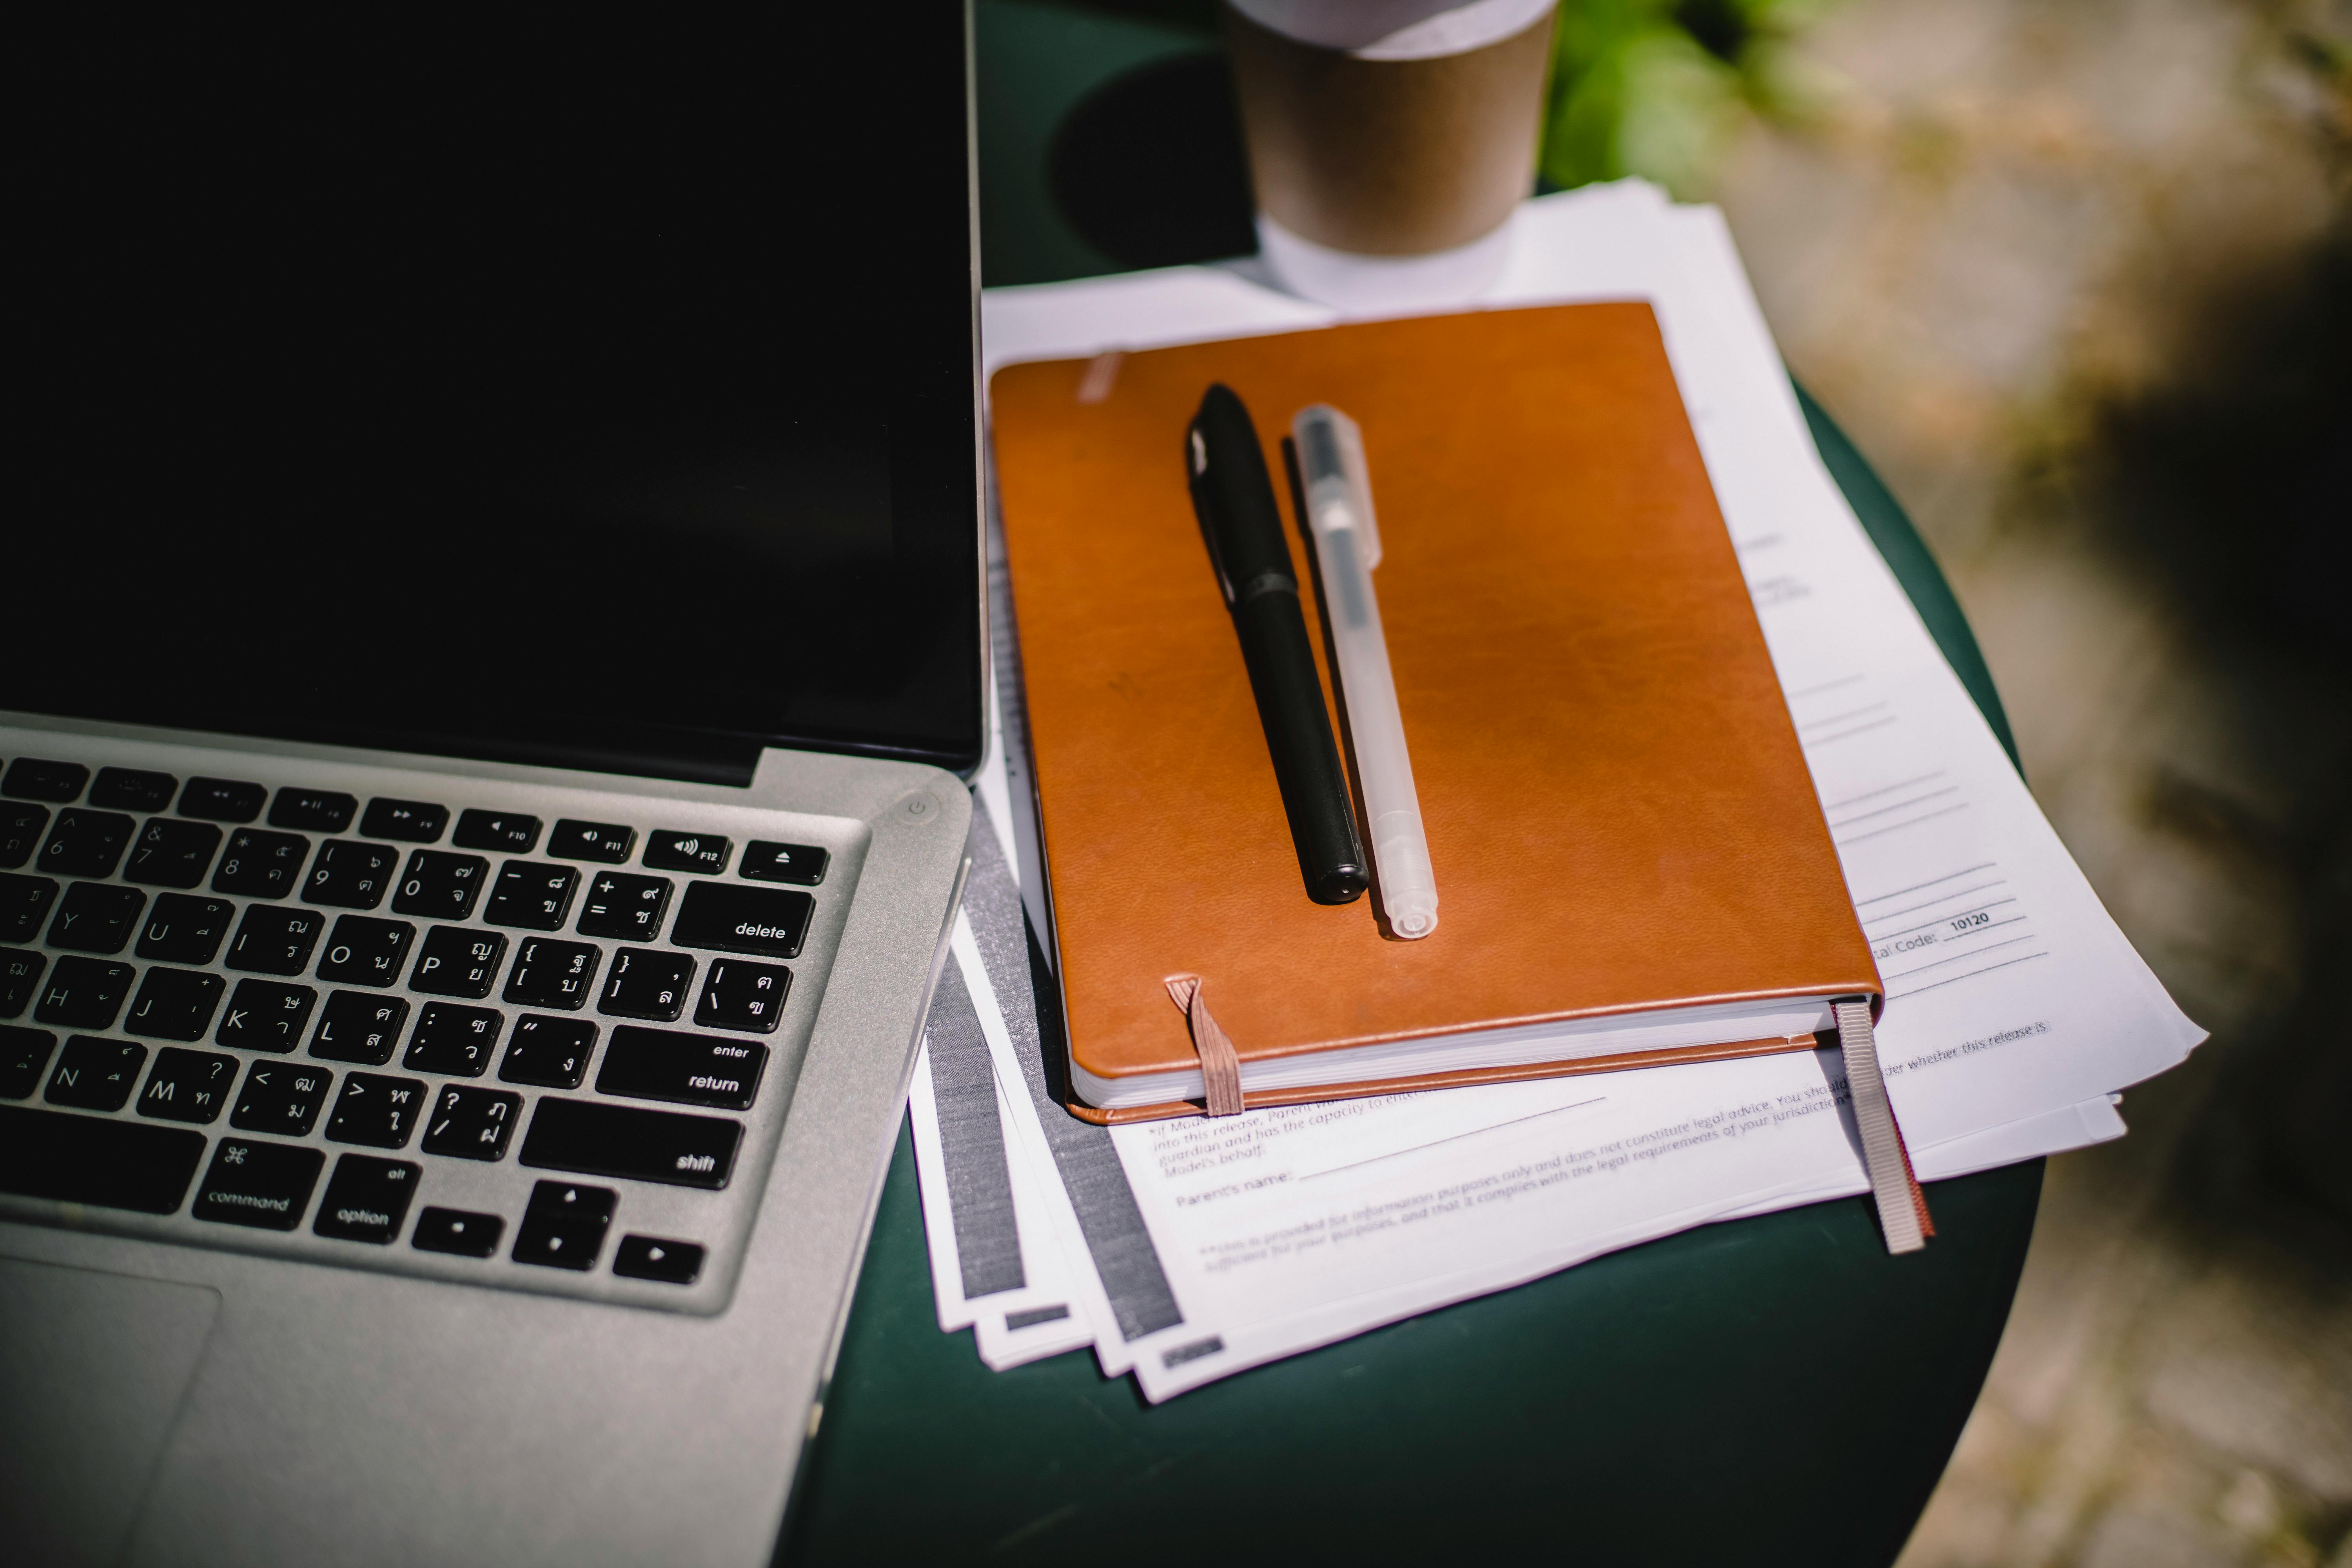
[0,1105,209,1214]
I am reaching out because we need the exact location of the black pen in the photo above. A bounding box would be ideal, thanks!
[1186,383,1369,904]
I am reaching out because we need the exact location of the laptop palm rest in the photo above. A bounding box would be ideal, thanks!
[0,1258,220,1568]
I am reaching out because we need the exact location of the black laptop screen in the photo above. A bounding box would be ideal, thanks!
[10,10,983,783]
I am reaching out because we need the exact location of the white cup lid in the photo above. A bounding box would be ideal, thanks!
[1226,0,1556,60]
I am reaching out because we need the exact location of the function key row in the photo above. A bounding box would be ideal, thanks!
[2,759,96,802]
[3,762,831,888]
[3,764,442,846]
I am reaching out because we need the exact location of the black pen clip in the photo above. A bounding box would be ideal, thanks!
[1186,412,1237,606]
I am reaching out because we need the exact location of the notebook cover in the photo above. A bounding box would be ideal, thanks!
[991,302,1880,1120]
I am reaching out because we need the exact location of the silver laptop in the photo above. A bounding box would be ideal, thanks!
[2,11,980,1565]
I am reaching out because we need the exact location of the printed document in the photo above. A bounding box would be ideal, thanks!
[900,179,2195,1394]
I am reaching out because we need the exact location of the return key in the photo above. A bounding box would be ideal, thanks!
[596,1025,767,1112]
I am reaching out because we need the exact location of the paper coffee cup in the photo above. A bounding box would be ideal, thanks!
[1225,0,1557,307]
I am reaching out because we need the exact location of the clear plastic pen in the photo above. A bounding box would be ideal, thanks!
[1291,403,1439,938]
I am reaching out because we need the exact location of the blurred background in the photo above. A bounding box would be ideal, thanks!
[977,2,2350,1562]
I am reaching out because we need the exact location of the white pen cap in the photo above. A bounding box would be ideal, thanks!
[1294,403,1438,938]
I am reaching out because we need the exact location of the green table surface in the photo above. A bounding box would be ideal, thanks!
[781,7,2038,1563]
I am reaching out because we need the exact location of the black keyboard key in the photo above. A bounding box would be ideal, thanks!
[212,828,312,898]
[1,949,44,1020]
[136,1046,239,1123]
[613,1234,705,1285]
[226,905,327,975]
[269,788,356,833]
[38,809,135,879]
[0,1103,206,1214]
[511,1179,615,1270]
[50,883,145,955]
[574,871,673,942]
[50,887,144,966]
[309,991,410,1065]
[361,798,449,843]
[391,849,490,920]
[136,893,236,965]
[315,914,416,986]
[90,768,176,812]
[325,1072,426,1149]
[45,1036,147,1111]
[596,946,694,1022]
[549,820,636,864]
[2,873,61,943]
[519,1098,741,1189]
[453,810,540,854]
[694,958,791,1035]
[412,1206,503,1258]
[123,967,225,1041]
[214,978,318,1052]
[302,840,399,909]
[230,1058,334,1136]
[670,881,813,958]
[499,1015,596,1089]
[123,817,223,888]
[2,802,50,868]
[503,937,602,1011]
[644,831,731,875]
[45,881,146,954]
[192,1138,325,1230]
[402,1002,503,1076]
[485,862,578,930]
[595,1025,766,1111]
[4,759,88,802]
[3,1025,56,1097]
[741,841,828,886]
[313,1153,420,1243]
[179,777,267,823]
[408,925,507,998]
[34,957,134,1030]
[421,1084,523,1161]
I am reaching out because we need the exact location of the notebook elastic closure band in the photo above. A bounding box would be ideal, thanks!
[1165,975,1245,1116]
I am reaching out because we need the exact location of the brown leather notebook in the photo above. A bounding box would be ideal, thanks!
[991,301,1883,1127]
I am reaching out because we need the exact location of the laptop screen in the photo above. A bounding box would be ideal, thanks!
[10,12,983,784]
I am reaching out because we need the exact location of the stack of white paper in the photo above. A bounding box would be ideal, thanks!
[902,180,2203,1400]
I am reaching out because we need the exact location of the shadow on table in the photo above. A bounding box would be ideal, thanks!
[1048,51,1257,270]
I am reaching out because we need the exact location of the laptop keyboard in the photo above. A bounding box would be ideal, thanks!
[0,737,857,1314]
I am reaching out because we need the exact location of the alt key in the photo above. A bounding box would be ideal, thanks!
[312,1153,421,1245]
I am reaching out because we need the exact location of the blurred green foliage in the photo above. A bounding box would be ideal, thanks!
[1543,0,1831,195]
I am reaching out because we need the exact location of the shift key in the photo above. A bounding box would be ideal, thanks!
[518,1098,742,1190]
[669,883,812,960]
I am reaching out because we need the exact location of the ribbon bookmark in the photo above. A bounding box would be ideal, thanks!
[1834,998,1933,1254]
[1164,975,1245,1116]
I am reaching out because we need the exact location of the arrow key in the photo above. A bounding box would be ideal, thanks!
[613,1234,704,1285]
